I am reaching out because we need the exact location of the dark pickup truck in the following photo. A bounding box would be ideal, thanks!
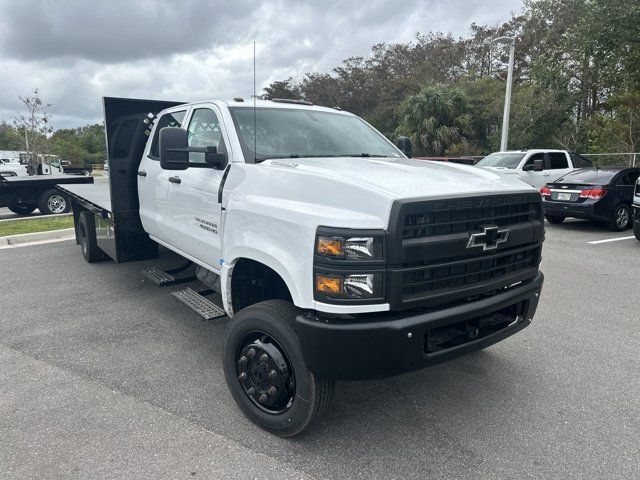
[0,174,93,215]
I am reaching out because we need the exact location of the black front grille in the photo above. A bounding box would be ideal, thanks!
[387,193,544,310]
[401,244,540,299]
[403,199,539,240]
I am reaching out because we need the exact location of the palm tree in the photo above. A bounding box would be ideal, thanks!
[396,85,473,155]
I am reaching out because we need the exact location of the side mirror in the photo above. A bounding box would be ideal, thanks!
[533,159,544,171]
[160,127,189,170]
[397,136,412,158]
[204,146,227,169]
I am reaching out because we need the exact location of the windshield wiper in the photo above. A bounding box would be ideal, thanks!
[344,153,387,158]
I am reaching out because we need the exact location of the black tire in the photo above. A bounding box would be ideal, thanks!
[78,210,104,262]
[38,189,70,215]
[607,204,631,231]
[633,219,640,241]
[223,300,334,437]
[545,214,565,224]
[7,203,37,215]
[82,170,90,177]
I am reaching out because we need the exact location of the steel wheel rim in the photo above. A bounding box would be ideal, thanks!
[236,330,296,415]
[48,194,66,214]
[616,207,629,228]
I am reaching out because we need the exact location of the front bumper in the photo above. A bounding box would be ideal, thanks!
[295,272,544,381]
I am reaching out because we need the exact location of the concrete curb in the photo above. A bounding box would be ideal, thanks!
[0,228,75,248]
[0,212,72,223]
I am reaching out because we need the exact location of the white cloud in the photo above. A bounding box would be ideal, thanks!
[0,0,523,128]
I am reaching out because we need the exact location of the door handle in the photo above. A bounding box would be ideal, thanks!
[137,170,147,177]
[168,176,181,184]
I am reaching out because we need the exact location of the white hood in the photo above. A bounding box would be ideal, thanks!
[264,157,535,198]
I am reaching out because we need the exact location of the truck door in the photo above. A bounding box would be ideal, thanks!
[138,108,187,240]
[521,152,548,189]
[167,106,229,268]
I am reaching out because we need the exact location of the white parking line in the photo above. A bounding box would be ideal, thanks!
[588,236,635,245]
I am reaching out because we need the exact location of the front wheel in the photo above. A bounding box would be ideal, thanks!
[545,214,565,224]
[633,217,640,241]
[38,189,70,215]
[607,204,631,231]
[223,300,334,437]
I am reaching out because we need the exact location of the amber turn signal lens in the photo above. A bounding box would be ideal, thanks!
[316,236,344,257]
[315,274,343,295]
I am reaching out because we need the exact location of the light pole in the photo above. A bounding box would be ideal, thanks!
[493,36,516,151]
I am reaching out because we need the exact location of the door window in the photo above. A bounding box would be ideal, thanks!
[187,108,225,164]
[524,153,544,169]
[148,110,186,159]
[547,152,569,169]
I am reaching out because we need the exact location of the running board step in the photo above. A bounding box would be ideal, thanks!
[172,287,226,320]
[142,266,176,286]
[141,264,196,287]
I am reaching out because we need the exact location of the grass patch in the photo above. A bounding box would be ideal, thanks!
[0,215,75,236]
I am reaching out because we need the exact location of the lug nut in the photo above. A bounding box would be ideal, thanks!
[259,353,269,364]
[247,348,256,358]
[258,393,268,404]
[268,369,277,379]
[247,387,255,395]
[238,355,247,366]
[267,386,277,396]
[239,372,247,381]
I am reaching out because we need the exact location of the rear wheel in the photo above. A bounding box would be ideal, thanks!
[38,189,70,215]
[607,204,631,231]
[78,210,104,262]
[545,214,565,224]
[7,203,37,215]
[223,300,334,437]
[633,218,640,241]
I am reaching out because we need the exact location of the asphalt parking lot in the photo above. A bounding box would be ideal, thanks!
[1,220,639,479]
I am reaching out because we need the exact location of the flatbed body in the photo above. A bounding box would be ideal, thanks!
[0,174,92,190]
[0,174,93,214]
[58,181,112,214]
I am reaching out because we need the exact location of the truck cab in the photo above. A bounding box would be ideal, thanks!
[476,149,592,189]
[63,97,545,436]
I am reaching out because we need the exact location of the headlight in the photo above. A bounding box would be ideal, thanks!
[315,272,383,299]
[316,234,383,261]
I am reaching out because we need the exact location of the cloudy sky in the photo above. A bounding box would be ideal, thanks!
[0,0,523,129]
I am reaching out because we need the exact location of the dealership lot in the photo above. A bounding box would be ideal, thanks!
[0,221,638,479]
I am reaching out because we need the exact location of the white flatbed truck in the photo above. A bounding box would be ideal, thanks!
[60,97,545,436]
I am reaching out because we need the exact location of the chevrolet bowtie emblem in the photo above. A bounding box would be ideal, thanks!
[467,225,509,251]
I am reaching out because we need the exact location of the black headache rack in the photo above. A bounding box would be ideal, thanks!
[64,97,184,262]
[386,192,544,311]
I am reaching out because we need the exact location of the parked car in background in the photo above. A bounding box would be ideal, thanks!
[476,150,592,189]
[540,167,640,231]
[633,176,640,241]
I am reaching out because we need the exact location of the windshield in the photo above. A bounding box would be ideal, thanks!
[229,107,401,162]
[477,152,526,169]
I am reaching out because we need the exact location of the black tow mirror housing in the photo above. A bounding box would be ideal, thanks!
[204,146,227,169]
[397,136,412,158]
[159,127,227,170]
[160,127,189,170]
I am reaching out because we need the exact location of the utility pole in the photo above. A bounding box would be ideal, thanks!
[493,36,516,151]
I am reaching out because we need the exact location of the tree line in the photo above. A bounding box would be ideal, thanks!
[0,90,106,167]
[262,0,640,156]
